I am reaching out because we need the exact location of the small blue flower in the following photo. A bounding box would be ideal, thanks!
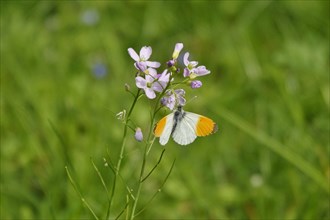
[92,63,107,79]
[81,9,100,26]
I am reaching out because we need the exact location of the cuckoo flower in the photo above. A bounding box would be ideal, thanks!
[135,68,169,99]
[154,69,170,91]
[161,89,186,110]
[167,43,184,68]
[128,46,161,72]
[183,52,210,79]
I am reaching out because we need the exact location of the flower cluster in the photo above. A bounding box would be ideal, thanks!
[128,43,211,110]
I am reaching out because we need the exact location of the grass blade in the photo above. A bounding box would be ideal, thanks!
[65,166,100,220]
[215,107,329,194]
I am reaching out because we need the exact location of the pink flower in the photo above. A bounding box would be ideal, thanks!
[135,69,169,99]
[154,69,170,92]
[161,89,186,110]
[183,52,210,79]
[128,46,160,72]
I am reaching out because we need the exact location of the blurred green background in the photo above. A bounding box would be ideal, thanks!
[1,1,329,219]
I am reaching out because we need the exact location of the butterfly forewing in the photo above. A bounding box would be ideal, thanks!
[154,113,174,145]
[195,115,217,136]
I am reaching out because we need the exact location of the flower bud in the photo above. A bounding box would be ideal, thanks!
[125,83,130,92]
[172,43,184,59]
[116,110,126,121]
[134,127,143,142]
[169,65,178,74]
[190,80,202,89]
[167,60,175,67]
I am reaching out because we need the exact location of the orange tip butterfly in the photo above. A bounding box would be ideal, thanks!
[154,106,218,145]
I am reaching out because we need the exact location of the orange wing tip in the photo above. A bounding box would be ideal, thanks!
[153,116,167,137]
[196,116,218,137]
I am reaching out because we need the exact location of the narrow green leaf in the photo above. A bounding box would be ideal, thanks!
[214,107,329,194]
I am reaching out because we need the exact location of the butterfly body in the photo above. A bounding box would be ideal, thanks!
[154,106,217,145]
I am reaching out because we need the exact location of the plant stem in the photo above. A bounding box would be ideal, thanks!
[130,142,149,220]
[129,106,158,219]
[108,89,141,218]
[130,78,174,219]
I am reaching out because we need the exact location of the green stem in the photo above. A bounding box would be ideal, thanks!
[129,100,160,219]
[130,124,155,219]
[134,158,176,217]
[108,89,141,218]
[130,74,175,219]
[130,144,149,219]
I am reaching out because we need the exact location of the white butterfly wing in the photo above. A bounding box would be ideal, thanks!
[158,113,174,146]
[172,112,200,145]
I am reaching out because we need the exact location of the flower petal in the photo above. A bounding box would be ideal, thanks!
[172,43,184,59]
[144,88,156,99]
[195,66,210,76]
[152,82,164,92]
[190,61,198,68]
[183,52,190,66]
[175,89,185,96]
[175,43,183,51]
[178,96,186,106]
[183,68,190,77]
[159,70,170,83]
[146,61,161,68]
[135,76,146,88]
[167,99,176,110]
[135,61,147,72]
[140,46,152,60]
[128,48,140,61]
[145,74,156,83]
[153,78,168,92]
[147,68,158,77]
[161,95,175,110]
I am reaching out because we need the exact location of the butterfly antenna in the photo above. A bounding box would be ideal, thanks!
[186,95,198,105]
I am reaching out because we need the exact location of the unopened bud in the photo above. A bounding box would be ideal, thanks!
[190,80,202,89]
[172,43,184,59]
[125,83,130,92]
[167,60,175,67]
[134,127,143,142]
